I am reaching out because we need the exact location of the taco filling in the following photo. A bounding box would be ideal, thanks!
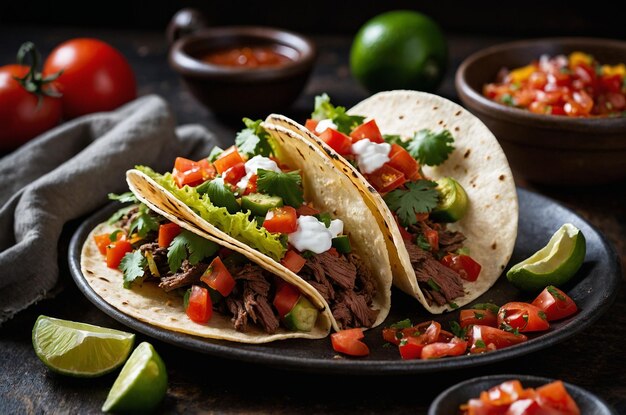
[132,118,380,328]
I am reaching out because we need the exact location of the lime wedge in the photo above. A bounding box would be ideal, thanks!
[32,315,135,377]
[506,223,586,291]
[102,342,168,413]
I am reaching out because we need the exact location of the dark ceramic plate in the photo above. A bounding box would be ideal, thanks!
[68,188,620,375]
[428,374,617,414]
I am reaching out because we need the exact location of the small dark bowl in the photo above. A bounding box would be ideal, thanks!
[167,9,316,118]
[456,38,626,185]
[428,374,617,415]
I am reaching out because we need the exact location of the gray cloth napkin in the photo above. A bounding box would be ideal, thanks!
[0,95,217,323]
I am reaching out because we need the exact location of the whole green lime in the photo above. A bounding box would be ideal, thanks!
[350,10,448,93]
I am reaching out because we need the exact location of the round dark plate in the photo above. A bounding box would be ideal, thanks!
[68,188,620,375]
[428,374,617,415]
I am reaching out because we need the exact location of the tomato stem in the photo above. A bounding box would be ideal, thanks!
[13,41,63,103]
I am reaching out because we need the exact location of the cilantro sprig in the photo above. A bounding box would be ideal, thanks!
[119,250,147,288]
[256,169,304,208]
[383,180,439,227]
[128,204,160,238]
[406,129,455,166]
[235,118,273,158]
[167,230,219,272]
[311,93,365,135]
[108,192,139,203]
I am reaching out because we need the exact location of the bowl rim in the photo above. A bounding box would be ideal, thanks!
[168,25,316,81]
[455,36,626,133]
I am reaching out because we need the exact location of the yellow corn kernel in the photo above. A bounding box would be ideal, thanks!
[569,51,593,67]
[508,65,535,83]
[602,64,625,77]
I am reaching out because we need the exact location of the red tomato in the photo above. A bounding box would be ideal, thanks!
[318,128,353,155]
[263,206,297,234]
[296,203,320,216]
[94,233,113,255]
[244,174,258,195]
[469,325,527,353]
[43,38,136,119]
[0,64,62,150]
[382,321,440,346]
[200,257,236,297]
[186,285,213,324]
[421,337,467,359]
[532,286,578,322]
[349,119,384,143]
[331,328,369,357]
[158,222,181,248]
[273,279,301,317]
[213,146,245,174]
[106,239,133,269]
[535,381,580,415]
[366,164,407,193]
[223,162,246,186]
[281,250,307,274]
[387,144,421,181]
[304,118,319,133]
[424,227,439,252]
[498,302,550,333]
[173,157,215,188]
[460,309,498,328]
[398,336,424,360]
[441,254,482,282]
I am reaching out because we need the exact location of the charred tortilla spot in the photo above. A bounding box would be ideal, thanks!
[433,106,439,110]
[351,171,358,178]
[499,175,505,181]
[388,235,394,242]
[487,155,491,160]
[455,110,462,116]
[86,270,94,275]
[438,120,444,125]
[464,149,471,158]
[170,317,178,322]
[501,264,506,270]
[472,184,477,188]
[399,115,404,120]
[455,126,460,132]
[98,277,110,283]
[491,242,497,250]
[367,186,376,192]
[296,148,304,158]
[495,194,500,200]
[122,301,128,305]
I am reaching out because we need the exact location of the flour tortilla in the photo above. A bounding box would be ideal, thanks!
[125,124,392,330]
[266,90,518,313]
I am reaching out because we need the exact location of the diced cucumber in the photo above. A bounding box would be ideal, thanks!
[331,235,352,254]
[241,193,283,217]
[196,179,240,214]
[283,296,318,332]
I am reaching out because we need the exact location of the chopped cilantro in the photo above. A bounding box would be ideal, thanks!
[207,147,224,162]
[311,93,365,135]
[316,212,332,228]
[108,192,139,203]
[499,322,520,335]
[472,303,500,314]
[395,331,405,341]
[448,302,459,310]
[383,180,439,227]
[415,233,432,251]
[474,312,485,320]
[301,250,315,259]
[107,205,135,225]
[547,286,566,301]
[167,229,219,272]
[538,310,547,321]
[128,204,160,238]
[500,94,516,106]
[119,250,146,288]
[406,129,455,166]
[389,318,412,329]
[109,230,123,242]
[475,339,487,348]
[450,321,467,339]
[426,278,441,292]
[256,169,304,208]
[382,134,407,148]
[235,118,273,158]
[399,338,408,347]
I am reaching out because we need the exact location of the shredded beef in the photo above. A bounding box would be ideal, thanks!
[226,297,248,332]
[343,291,379,327]
[139,242,169,276]
[118,206,139,231]
[310,252,356,290]
[348,253,377,304]
[438,230,466,253]
[158,260,208,292]
[331,302,352,329]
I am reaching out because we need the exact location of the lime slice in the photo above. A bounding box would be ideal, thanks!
[32,315,135,377]
[506,223,586,291]
[102,342,168,413]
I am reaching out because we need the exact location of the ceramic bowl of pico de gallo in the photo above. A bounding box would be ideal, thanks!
[455,37,626,186]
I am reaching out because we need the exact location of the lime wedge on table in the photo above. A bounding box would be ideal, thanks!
[32,315,135,377]
[506,223,586,291]
[102,342,168,413]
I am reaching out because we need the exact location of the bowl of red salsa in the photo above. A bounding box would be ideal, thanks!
[455,38,626,185]
[167,8,316,117]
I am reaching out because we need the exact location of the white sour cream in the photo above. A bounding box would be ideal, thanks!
[351,139,391,173]
[288,215,344,254]
[315,118,338,134]
[236,155,281,190]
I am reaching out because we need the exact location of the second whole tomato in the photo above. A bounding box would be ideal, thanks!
[43,38,136,119]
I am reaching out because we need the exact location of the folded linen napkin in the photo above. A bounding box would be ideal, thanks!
[0,95,217,323]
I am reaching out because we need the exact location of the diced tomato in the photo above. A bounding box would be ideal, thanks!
[172,157,215,188]
[535,381,581,415]
[158,222,181,248]
[387,144,420,181]
[531,286,578,321]
[273,279,301,317]
[424,226,439,252]
[200,257,236,297]
[106,239,133,269]
[349,119,384,143]
[94,233,118,255]
[600,74,623,93]
[366,164,407,193]
[498,302,550,333]
[421,337,467,359]
[223,162,246,186]
[214,146,245,174]
[484,380,528,406]
[296,203,320,216]
[174,156,196,173]
[383,320,440,346]
[305,118,319,133]
[281,250,307,274]
[244,174,258,195]
[469,325,527,353]
[318,128,353,155]
[186,285,212,324]
[460,309,498,328]
[331,328,369,357]
[398,336,424,360]
[197,158,216,180]
[441,253,482,282]
[263,206,297,234]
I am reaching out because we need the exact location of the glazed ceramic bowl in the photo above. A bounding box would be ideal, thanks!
[167,9,316,118]
[456,38,626,185]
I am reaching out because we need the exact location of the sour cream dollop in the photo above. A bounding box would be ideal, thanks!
[236,155,281,190]
[315,118,338,134]
[351,139,391,174]
[288,215,344,254]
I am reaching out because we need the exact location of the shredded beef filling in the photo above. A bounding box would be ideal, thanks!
[158,260,207,292]
[438,230,466,254]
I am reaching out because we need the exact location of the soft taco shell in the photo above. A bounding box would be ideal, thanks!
[266,90,518,313]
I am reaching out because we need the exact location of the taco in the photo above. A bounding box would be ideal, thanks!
[124,118,392,332]
[266,90,518,313]
[82,198,333,343]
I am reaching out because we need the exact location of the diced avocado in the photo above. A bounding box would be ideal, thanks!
[430,177,469,223]
[283,296,318,332]
[196,179,240,214]
[331,235,352,254]
[145,251,160,277]
[241,193,283,217]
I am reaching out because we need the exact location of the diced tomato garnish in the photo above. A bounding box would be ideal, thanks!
[531,286,578,321]
[223,162,246,186]
[349,119,384,143]
[263,206,297,234]
[318,128,353,155]
[281,250,307,274]
[398,336,424,360]
[158,222,181,248]
[469,325,527,353]
[535,381,581,414]
[106,239,133,269]
[460,309,498,328]
[213,146,245,174]
[387,144,420,181]
[94,233,116,255]
[173,157,215,188]
[424,226,439,252]
[296,203,320,217]
[273,279,301,317]
[441,253,482,282]
[186,285,212,324]
[498,302,550,333]
[200,257,236,297]
[244,174,258,195]
[421,337,467,359]
[331,328,369,357]
[305,118,319,133]
[366,164,407,193]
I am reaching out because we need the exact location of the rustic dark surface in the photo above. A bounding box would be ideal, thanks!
[1,26,625,414]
